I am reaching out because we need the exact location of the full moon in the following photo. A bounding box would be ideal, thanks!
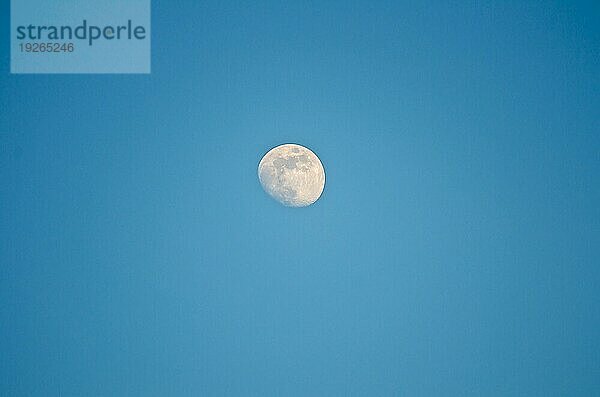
[258,143,325,207]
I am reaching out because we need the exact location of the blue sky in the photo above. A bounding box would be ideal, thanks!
[1,1,599,395]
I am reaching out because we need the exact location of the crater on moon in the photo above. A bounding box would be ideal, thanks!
[258,143,325,207]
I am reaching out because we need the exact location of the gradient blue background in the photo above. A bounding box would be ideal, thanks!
[1,1,599,395]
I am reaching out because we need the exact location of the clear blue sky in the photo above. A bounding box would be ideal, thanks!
[1,1,599,395]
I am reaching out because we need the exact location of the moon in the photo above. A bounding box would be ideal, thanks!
[258,144,325,207]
